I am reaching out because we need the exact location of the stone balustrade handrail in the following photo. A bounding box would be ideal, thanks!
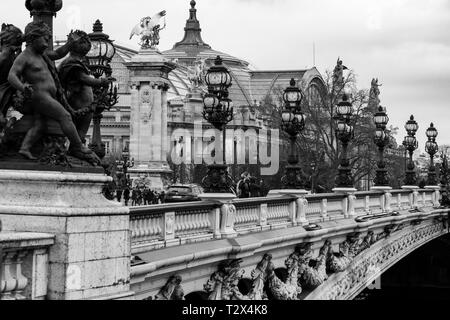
[0,232,55,300]
[129,188,440,253]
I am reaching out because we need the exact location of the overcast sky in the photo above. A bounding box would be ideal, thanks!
[2,0,449,150]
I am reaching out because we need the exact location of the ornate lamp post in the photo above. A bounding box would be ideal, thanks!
[334,94,355,189]
[425,123,439,186]
[86,20,118,159]
[280,79,306,189]
[402,115,419,186]
[440,152,450,207]
[119,146,135,188]
[373,106,391,187]
[201,56,234,194]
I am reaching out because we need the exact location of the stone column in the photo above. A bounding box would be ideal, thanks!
[125,49,176,190]
[161,84,169,164]
[129,83,140,163]
[0,170,133,300]
[150,85,162,162]
[25,0,63,50]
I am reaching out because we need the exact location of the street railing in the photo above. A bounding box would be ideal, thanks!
[0,232,54,300]
[129,188,440,253]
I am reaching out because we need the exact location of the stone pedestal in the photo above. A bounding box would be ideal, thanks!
[268,190,309,226]
[371,186,393,213]
[0,170,133,300]
[425,185,441,207]
[126,49,177,191]
[402,186,420,209]
[199,193,237,238]
[268,189,309,196]
[333,188,358,218]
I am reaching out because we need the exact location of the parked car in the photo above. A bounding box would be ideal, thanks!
[165,184,204,203]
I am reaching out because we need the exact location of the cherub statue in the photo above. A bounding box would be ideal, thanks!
[58,30,114,147]
[130,11,167,49]
[7,21,98,163]
[0,24,23,131]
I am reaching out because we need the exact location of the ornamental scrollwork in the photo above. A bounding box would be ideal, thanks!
[309,222,446,300]
[232,254,272,300]
[326,233,362,273]
[266,252,301,300]
[204,259,244,300]
[297,241,331,289]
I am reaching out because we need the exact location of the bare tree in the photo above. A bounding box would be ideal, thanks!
[260,67,382,192]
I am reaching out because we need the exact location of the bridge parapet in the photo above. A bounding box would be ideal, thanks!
[0,232,55,300]
[130,189,439,253]
[129,188,447,300]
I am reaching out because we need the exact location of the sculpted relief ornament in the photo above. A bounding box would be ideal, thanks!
[311,222,447,300]
[154,275,185,300]
[130,11,167,50]
[204,259,244,300]
[187,58,208,92]
[183,216,447,301]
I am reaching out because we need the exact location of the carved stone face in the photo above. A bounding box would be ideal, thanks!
[31,35,49,53]
[72,37,92,56]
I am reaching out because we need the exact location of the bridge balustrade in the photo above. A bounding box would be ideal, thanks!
[0,232,54,300]
[129,189,439,252]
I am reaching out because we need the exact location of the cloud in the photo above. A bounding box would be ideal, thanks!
[0,0,449,146]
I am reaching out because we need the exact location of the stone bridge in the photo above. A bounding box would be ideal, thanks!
[129,188,449,300]
[0,170,448,300]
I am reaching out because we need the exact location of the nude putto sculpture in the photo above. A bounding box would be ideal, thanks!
[7,21,99,163]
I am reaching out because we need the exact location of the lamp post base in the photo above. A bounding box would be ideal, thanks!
[401,186,420,190]
[202,164,235,194]
[371,186,392,191]
[332,187,357,194]
[268,189,309,196]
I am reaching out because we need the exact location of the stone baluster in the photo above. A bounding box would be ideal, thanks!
[412,189,419,209]
[397,193,402,211]
[289,199,297,225]
[259,203,268,229]
[0,250,28,300]
[210,207,221,239]
[364,196,371,214]
[434,189,441,207]
[384,191,392,213]
[321,199,328,220]
[380,193,386,213]
[341,197,348,218]
[347,194,357,217]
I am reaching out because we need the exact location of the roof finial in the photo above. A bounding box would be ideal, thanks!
[172,0,211,49]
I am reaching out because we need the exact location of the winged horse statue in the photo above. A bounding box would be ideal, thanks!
[130,10,167,49]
